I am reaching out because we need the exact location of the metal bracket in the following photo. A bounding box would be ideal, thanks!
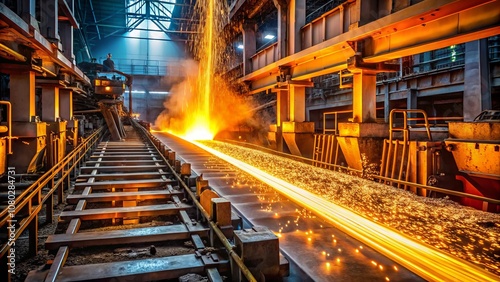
[276,66,291,82]
[347,54,400,73]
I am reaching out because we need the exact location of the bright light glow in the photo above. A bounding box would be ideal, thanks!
[190,141,500,282]
[264,34,275,40]
[183,121,215,140]
[237,44,244,49]
[154,0,253,141]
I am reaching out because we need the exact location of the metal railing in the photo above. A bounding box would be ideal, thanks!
[322,110,352,135]
[388,109,432,142]
[97,57,186,76]
[372,174,500,210]
[0,101,13,155]
[0,127,104,260]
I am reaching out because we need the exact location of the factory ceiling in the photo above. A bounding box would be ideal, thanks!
[75,0,198,57]
[75,0,346,59]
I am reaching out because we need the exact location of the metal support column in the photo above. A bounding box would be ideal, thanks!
[352,71,377,123]
[40,0,59,41]
[60,89,78,148]
[287,0,305,55]
[289,85,305,122]
[241,22,256,76]
[464,39,492,121]
[41,85,60,122]
[10,71,36,122]
[273,0,288,59]
[9,71,47,173]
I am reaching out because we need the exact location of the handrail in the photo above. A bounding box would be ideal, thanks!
[0,101,13,154]
[322,110,352,134]
[389,109,432,141]
[0,127,104,257]
[371,174,500,206]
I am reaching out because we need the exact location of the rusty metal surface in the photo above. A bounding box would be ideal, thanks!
[73,178,171,189]
[445,140,500,177]
[446,122,500,177]
[448,122,500,140]
[66,189,182,204]
[59,203,191,221]
[45,225,209,250]
[52,254,225,282]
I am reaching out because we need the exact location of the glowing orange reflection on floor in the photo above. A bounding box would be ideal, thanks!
[190,140,499,282]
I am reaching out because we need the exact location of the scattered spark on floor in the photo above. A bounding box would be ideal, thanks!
[199,140,500,277]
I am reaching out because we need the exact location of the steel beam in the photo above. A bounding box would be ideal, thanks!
[59,203,191,221]
[89,154,160,159]
[79,165,166,173]
[73,178,169,189]
[66,189,182,204]
[77,172,170,179]
[84,160,163,165]
[45,225,208,250]
[240,0,500,93]
[28,254,228,282]
[366,1,500,61]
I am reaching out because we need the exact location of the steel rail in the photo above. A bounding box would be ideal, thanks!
[133,120,258,282]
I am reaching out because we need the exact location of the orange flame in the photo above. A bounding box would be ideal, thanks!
[154,61,252,140]
[154,0,251,140]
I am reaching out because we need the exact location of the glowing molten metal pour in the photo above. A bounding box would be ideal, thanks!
[184,121,215,141]
[154,0,251,140]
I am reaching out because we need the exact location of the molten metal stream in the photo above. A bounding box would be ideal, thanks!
[191,140,499,282]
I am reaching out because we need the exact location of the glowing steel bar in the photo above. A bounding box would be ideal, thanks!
[192,141,499,282]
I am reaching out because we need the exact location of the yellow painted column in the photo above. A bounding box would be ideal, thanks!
[41,85,60,122]
[276,89,289,125]
[10,71,36,122]
[59,89,73,121]
[288,85,305,122]
[352,71,377,123]
[287,0,305,55]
